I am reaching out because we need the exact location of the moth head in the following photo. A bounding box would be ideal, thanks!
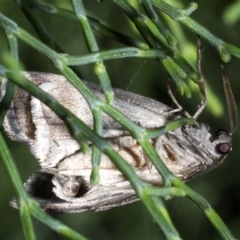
[193,67,237,160]
[212,129,232,155]
[210,67,237,157]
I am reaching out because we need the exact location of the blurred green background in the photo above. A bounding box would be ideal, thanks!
[0,0,240,239]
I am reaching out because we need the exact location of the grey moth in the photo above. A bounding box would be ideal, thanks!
[1,72,235,212]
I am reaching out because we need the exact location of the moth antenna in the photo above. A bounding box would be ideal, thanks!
[166,37,207,120]
[221,66,238,134]
[196,36,206,100]
[193,36,207,119]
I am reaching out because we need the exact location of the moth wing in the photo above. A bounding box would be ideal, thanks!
[10,171,138,213]
[1,72,174,169]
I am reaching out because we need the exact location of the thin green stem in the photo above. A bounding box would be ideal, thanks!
[0,31,17,125]
[90,108,102,185]
[65,47,166,65]
[171,178,236,240]
[0,133,35,239]
[151,0,232,62]
[71,0,113,103]
[30,202,88,240]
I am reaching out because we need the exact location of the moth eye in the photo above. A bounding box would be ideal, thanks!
[216,143,231,154]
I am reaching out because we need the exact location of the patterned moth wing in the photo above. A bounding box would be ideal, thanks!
[1,72,232,212]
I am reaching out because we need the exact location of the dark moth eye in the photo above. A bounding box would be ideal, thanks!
[213,129,232,154]
[216,143,231,154]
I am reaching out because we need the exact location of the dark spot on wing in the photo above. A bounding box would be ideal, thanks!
[163,144,177,161]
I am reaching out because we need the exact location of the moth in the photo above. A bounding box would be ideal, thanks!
[1,71,237,213]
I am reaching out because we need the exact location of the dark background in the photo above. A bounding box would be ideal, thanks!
[0,1,240,239]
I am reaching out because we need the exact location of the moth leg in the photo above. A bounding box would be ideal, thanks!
[167,37,207,120]
[193,36,207,119]
[166,81,191,118]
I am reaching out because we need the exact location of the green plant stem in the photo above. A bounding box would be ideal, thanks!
[0,32,17,125]
[71,0,113,103]
[171,178,236,240]
[151,0,240,62]
[65,47,166,65]
[0,133,35,240]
